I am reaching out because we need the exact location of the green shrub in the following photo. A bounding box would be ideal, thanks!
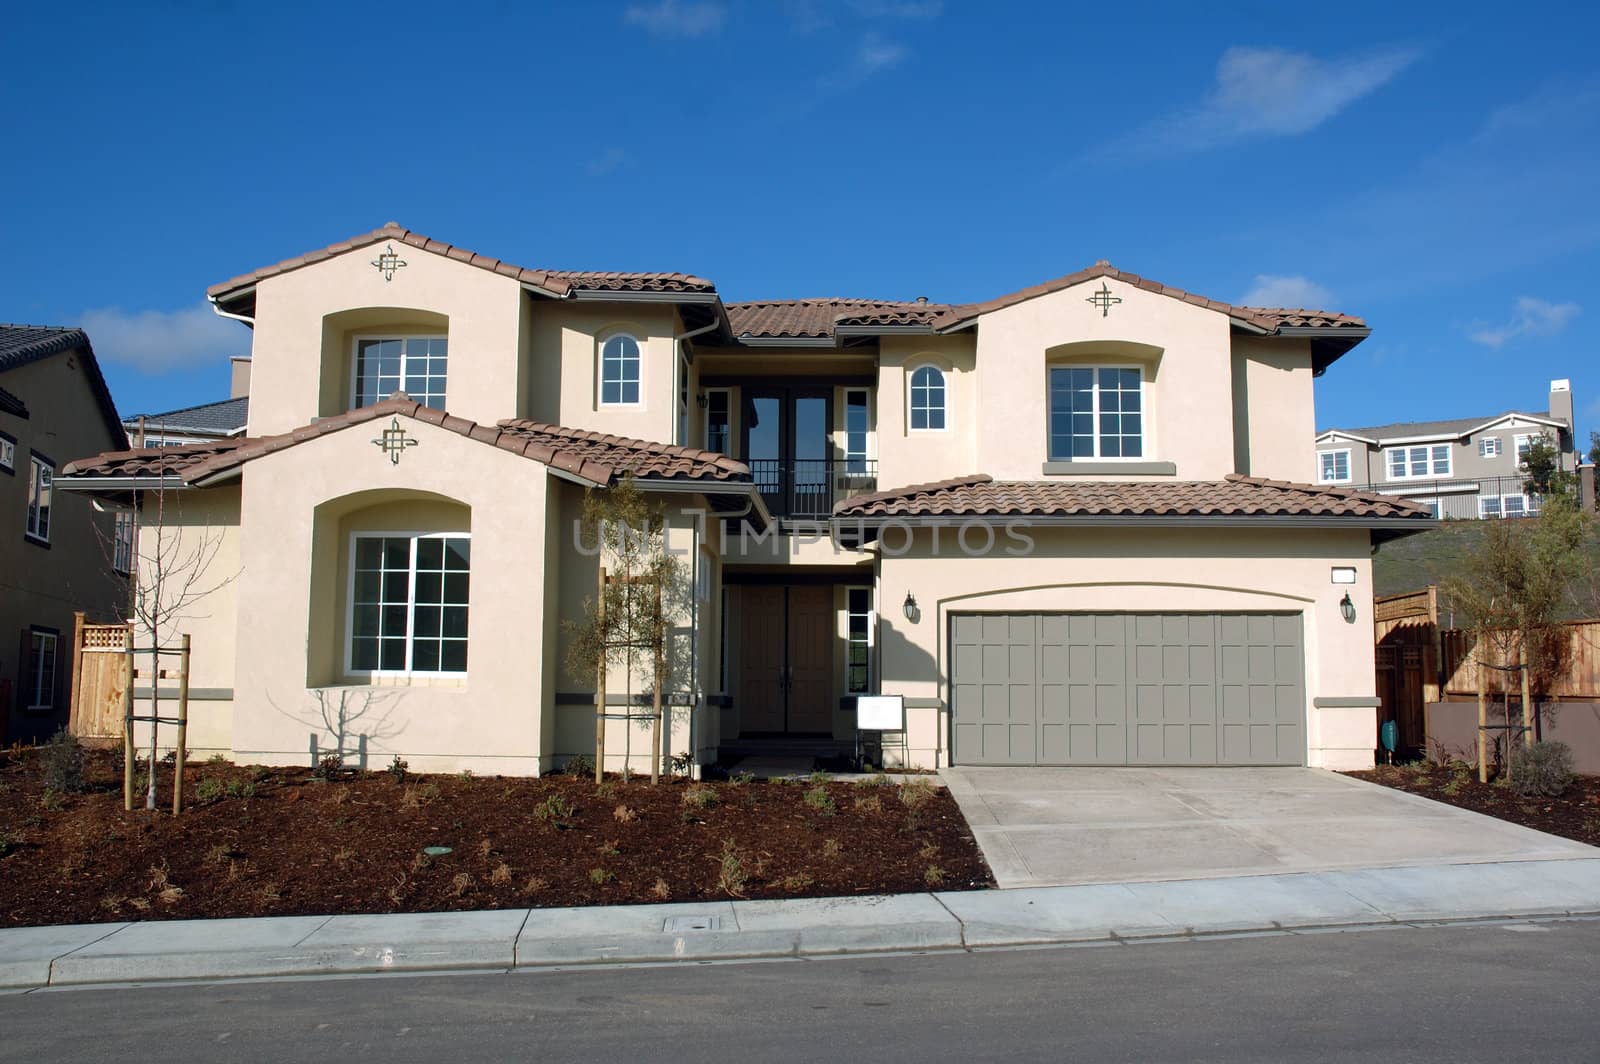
[40,729,85,795]
[803,785,836,816]
[682,785,718,810]
[534,793,573,822]
[1509,741,1574,798]
[195,778,225,803]
[564,754,595,778]
[225,779,256,799]
[387,755,409,784]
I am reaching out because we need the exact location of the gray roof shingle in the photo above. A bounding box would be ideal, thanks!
[124,396,248,436]
[1322,410,1558,441]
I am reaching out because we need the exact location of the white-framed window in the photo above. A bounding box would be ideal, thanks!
[1514,433,1543,459]
[0,433,14,472]
[845,388,871,473]
[1503,495,1528,518]
[113,510,135,575]
[348,532,470,676]
[1479,493,1539,519]
[908,365,946,430]
[1318,449,1352,483]
[1478,495,1501,519]
[353,336,448,410]
[26,454,52,543]
[601,334,642,405]
[1049,366,1143,460]
[26,628,58,711]
[846,587,873,694]
[695,548,713,603]
[704,389,731,454]
[1386,444,1450,480]
[1479,436,1502,458]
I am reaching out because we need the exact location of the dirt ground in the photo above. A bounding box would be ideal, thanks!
[1347,764,1600,847]
[0,747,992,929]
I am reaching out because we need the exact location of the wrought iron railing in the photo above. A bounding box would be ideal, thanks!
[747,459,878,521]
[1344,474,1547,520]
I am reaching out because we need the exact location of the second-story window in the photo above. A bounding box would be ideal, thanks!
[1049,366,1143,460]
[1318,449,1351,483]
[113,511,136,574]
[1387,444,1450,479]
[1514,433,1543,460]
[909,366,946,430]
[0,432,14,473]
[704,389,731,453]
[845,389,870,472]
[602,335,641,405]
[26,454,52,544]
[1479,436,1502,458]
[355,337,447,410]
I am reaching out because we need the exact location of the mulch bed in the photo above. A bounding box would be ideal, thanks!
[1347,764,1600,847]
[0,747,992,929]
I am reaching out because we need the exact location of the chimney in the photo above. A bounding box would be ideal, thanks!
[1549,378,1573,449]
[230,356,252,399]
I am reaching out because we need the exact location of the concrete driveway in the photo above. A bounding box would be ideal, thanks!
[941,766,1599,889]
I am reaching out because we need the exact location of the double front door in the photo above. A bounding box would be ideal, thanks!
[738,585,834,735]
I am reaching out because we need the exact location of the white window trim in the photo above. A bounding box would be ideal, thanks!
[1318,448,1352,484]
[25,454,52,544]
[845,585,875,694]
[350,333,448,410]
[842,387,874,469]
[1047,363,1148,462]
[599,332,645,408]
[1477,496,1501,518]
[1385,443,1452,480]
[26,629,57,711]
[112,510,136,575]
[0,434,15,472]
[1513,433,1542,458]
[1478,436,1502,458]
[906,363,949,433]
[703,387,733,453]
[343,530,471,680]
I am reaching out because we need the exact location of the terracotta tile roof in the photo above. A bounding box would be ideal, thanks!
[725,299,951,340]
[207,223,716,302]
[833,473,1432,521]
[62,396,748,489]
[929,263,1368,334]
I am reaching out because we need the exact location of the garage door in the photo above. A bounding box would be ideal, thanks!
[950,613,1305,766]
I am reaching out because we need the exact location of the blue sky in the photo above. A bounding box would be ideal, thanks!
[3,1,1596,442]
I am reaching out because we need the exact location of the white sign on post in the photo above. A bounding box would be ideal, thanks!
[856,695,904,731]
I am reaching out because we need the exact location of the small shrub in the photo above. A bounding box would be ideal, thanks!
[670,752,694,777]
[40,729,86,795]
[387,755,409,784]
[613,804,637,824]
[598,838,621,857]
[565,754,595,778]
[258,882,282,903]
[450,872,474,898]
[314,753,344,781]
[40,788,65,812]
[146,861,172,892]
[821,838,842,859]
[157,885,185,905]
[781,872,815,892]
[682,785,718,810]
[923,865,946,887]
[225,779,256,799]
[652,877,671,900]
[1509,741,1574,798]
[808,771,831,785]
[206,753,229,766]
[588,866,614,885]
[918,840,940,860]
[196,778,225,803]
[853,793,883,814]
[534,793,574,822]
[803,785,836,816]
[897,779,936,809]
[596,780,616,799]
[477,838,494,860]
[715,839,747,898]
[521,875,548,896]
[728,771,756,786]
[866,772,893,788]
[490,862,513,886]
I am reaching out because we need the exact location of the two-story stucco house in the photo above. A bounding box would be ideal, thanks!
[1,325,129,744]
[58,224,1431,775]
[1314,380,1578,519]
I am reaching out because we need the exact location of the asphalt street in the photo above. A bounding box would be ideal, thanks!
[4,919,1598,1063]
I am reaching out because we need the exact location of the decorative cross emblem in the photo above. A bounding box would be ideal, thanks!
[371,243,408,281]
[1086,282,1121,317]
[371,417,418,465]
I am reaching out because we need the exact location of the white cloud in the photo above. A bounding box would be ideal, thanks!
[79,303,247,373]
[1239,274,1336,308]
[623,0,725,37]
[1469,297,1581,348]
[817,33,906,94]
[1099,45,1418,160]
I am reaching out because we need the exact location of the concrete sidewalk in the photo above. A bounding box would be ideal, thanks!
[6,857,1600,991]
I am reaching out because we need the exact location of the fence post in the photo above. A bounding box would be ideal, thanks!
[172,634,190,815]
[122,627,135,811]
[595,564,607,784]
[1476,646,1488,784]
[68,612,86,736]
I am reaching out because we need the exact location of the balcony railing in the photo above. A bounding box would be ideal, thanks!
[748,459,878,521]
[1344,474,1546,520]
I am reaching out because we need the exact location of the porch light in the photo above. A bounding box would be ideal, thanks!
[903,591,920,624]
[1339,592,1356,624]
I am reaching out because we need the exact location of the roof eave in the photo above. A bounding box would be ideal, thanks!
[835,513,1435,530]
[54,475,190,492]
[734,335,839,348]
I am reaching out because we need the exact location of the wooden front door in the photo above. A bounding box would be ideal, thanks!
[736,585,835,736]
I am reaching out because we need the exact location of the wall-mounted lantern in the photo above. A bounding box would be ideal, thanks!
[902,591,920,624]
[1339,592,1357,624]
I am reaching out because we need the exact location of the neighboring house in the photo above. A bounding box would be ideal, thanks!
[57,223,1431,776]
[0,325,129,743]
[123,357,250,446]
[1314,380,1577,519]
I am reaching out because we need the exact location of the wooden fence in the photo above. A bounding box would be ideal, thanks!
[1441,620,1600,699]
[67,613,132,741]
[1373,587,1441,755]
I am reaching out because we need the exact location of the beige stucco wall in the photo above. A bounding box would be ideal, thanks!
[246,244,525,436]
[0,350,127,743]
[876,334,979,486]
[970,277,1237,481]
[542,303,681,442]
[225,414,551,773]
[875,525,1377,770]
[1233,336,1317,482]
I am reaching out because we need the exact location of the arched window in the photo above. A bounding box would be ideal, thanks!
[601,334,641,405]
[909,365,946,430]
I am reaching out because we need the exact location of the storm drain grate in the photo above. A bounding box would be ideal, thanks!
[662,915,722,932]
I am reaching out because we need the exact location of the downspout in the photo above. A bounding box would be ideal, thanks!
[674,311,724,446]
[208,294,256,327]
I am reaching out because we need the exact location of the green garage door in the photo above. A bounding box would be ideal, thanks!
[949,613,1305,766]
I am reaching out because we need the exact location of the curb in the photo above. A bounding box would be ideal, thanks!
[7,858,1600,991]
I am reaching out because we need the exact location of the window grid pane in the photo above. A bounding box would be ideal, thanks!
[602,336,641,405]
[846,588,871,693]
[706,391,730,453]
[845,390,869,471]
[909,368,945,431]
[350,534,472,675]
[356,338,447,410]
[1049,367,1142,460]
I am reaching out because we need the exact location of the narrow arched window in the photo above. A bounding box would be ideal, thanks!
[909,365,946,430]
[601,334,641,405]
